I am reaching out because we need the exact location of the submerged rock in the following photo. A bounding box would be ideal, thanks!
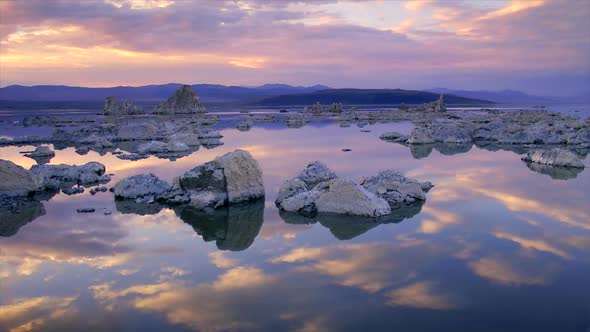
[155,85,206,114]
[521,148,585,168]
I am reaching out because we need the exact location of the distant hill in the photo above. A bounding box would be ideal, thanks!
[253,89,493,106]
[426,88,552,103]
[0,83,330,103]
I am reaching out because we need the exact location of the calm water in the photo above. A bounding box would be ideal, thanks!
[1,109,590,332]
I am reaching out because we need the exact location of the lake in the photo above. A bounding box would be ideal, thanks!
[1,107,589,332]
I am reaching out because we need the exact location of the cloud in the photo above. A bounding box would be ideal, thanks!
[386,281,457,310]
[0,0,588,94]
[0,296,78,332]
[469,256,558,286]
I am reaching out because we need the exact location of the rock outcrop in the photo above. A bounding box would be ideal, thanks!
[521,148,585,168]
[113,149,264,209]
[103,97,143,115]
[275,162,432,218]
[155,85,206,114]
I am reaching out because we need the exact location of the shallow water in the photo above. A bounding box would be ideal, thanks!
[1,110,590,331]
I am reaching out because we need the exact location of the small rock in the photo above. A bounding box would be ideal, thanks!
[77,208,95,213]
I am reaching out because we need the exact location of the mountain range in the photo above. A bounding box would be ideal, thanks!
[0,83,331,103]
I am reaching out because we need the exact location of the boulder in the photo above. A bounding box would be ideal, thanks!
[314,179,391,217]
[169,133,200,146]
[155,85,206,114]
[113,173,171,202]
[296,161,337,187]
[361,170,433,207]
[521,148,585,168]
[178,149,264,208]
[0,160,42,196]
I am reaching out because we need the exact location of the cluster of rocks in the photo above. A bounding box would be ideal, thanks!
[0,159,113,236]
[304,102,343,114]
[113,149,264,209]
[236,119,253,131]
[275,161,432,219]
[103,97,143,116]
[155,85,206,114]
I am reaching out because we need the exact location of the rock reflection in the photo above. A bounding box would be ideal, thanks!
[409,143,433,159]
[280,201,424,240]
[175,200,264,251]
[523,161,584,180]
[433,142,473,155]
[0,199,46,237]
[115,199,166,215]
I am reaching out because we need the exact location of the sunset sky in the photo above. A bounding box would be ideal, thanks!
[1,0,589,96]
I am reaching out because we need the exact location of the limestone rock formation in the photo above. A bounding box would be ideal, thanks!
[275,162,432,219]
[103,97,143,115]
[155,85,206,114]
[113,149,264,210]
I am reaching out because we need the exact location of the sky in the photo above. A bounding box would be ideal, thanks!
[0,0,589,96]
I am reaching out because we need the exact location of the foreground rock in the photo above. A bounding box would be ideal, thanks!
[155,85,206,114]
[113,149,264,209]
[521,148,585,168]
[0,160,42,196]
[275,162,432,218]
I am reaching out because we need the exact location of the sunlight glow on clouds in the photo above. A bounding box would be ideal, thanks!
[0,0,588,95]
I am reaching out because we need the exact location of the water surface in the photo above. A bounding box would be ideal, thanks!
[1,109,589,332]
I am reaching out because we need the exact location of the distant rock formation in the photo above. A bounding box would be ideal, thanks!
[103,97,143,115]
[154,85,207,114]
[415,94,446,112]
[304,102,343,113]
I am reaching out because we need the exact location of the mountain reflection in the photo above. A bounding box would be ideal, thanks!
[279,201,424,240]
[175,200,264,251]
